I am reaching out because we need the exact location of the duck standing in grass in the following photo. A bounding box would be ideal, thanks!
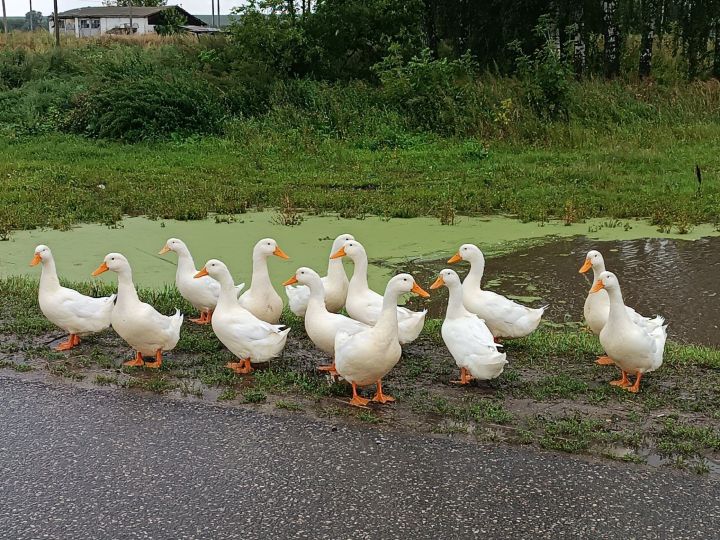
[197,259,290,375]
[334,273,429,406]
[283,267,369,375]
[592,271,667,393]
[580,249,664,365]
[92,253,182,368]
[238,238,290,324]
[448,243,546,339]
[159,237,244,325]
[331,240,426,344]
[430,269,507,384]
[30,245,115,351]
[285,233,354,317]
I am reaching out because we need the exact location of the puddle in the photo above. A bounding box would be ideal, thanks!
[0,212,718,345]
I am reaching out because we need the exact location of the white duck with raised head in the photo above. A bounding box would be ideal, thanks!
[284,267,369,374]
[159,237,244,324]
[31,245,115,351]
[331,240,427,344]
[579,249,664,365]
[285,233,354,317]
[197,259,290,375]
[334,273,429,406]
[449,244,546,339]
[430,269,507,384]
[592,271,666,393]
[92,253,182,368]
[238,238,289,324]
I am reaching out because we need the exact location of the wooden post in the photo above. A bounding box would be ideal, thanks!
[129,0,133,35]
[217,0,220,27]
[211,0,215,27]
[2,0,7,36]
[29,0,34,31]
[53,0,60,46]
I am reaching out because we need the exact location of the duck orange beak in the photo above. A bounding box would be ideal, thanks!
[159,245,171,255]
[579,258,592,273]
[330,246,347,259]
[91,262,109,276]
[590,280,605,293]
[194,267,209,278]
[273,246,290,260]
[448,252,462,264]
[283,275,299,286]
[429,275,445,290]
[411,282,430,298]
[30,253,42,266]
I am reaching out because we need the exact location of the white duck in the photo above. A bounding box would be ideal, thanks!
[30,245,115,351]
[449,244,546,339]
[238,238,289,324]
[580,249,665,365]
[283,267,369,374]
[92,253,182,368]
[159,238,244,324]
[592,271,667,393]
[285,233,354,317]
[197,259,290,374]
[430,269,508,384]
[331,240,427,344]
[334,273,429,406]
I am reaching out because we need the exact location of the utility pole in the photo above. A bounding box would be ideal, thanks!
[216,0,220,27]
[211,0,215,28]
[29,0,33,31]
[53,0,60,46]
[2,0,8,36]
[128,0,133,35]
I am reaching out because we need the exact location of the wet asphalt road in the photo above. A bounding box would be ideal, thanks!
[0,376,718,540]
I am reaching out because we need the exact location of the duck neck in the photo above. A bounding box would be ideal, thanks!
[326,257,348,287]
[445,282,470,318]
[374,289,400,337]
[349,254,369,291]
[116,268,139,305]
[216,271,238,309]
[606,286,631,325]
[175,248,198,275]
[39,258,61,291]
[464,259,485,290]
[306,278,329,314]
[591,262,606,285]
[251,253,273,291]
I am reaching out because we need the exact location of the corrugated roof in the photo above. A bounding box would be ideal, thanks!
[57,6,171,18]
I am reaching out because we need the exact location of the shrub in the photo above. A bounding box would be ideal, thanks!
[64,76,229,141]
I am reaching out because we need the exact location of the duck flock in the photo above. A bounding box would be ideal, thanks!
[28,234,667,405]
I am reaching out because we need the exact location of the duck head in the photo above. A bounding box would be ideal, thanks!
[590,270,619,293]
[430,268,462,290]
[330,239,365,261]
[330,233,355,253]
[30,245,51,266]
[255,238,289,260]
[448,244,484,266]
[580,250,605,274]
[387,273,430,298]
[282,266,322,287]
[159,238,188,255]
[194,259,230,280]
[92,253,129,276]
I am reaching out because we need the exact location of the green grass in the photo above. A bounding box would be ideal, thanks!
[0,119,718,236]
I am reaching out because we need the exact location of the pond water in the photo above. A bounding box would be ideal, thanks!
[1,212,717,345]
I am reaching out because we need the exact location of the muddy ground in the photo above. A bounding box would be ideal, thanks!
[1,293,719,475]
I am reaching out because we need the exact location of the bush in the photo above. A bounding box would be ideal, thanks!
[63,77,229,141]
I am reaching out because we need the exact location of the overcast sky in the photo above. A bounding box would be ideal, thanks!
[4,0,246,17]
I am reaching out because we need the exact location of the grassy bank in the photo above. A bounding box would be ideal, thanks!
[2,276,719,473]
[1,120,719,236]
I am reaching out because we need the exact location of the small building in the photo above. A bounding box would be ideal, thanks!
[49,6,209,37]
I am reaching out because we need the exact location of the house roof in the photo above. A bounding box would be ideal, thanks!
[55,6,206,26]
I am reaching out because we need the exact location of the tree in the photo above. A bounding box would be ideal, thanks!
[602,0,622,78]
[154,6,186,35]
[639,0,659,78]
[24,10,44,31]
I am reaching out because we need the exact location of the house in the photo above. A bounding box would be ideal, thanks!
[49,6,211,37]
